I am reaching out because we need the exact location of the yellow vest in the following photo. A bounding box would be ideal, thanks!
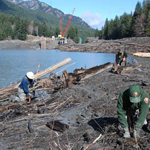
[119,52,124,59]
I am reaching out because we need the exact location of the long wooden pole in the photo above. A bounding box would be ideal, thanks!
[34,58,71,80]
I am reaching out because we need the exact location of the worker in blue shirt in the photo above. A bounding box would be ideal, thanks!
[18,72,35,102]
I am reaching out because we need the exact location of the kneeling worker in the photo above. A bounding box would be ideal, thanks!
[18,72,35,102]
[116,49,127,66]
[117,84,149,138]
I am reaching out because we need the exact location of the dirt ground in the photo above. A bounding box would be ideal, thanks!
[0,55,150,150]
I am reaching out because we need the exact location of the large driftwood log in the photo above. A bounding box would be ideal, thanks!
[62,63,113,87]
[111,64,142,74]
[133,52,150,57]
[34,58,71,80]
[80,63,113,80]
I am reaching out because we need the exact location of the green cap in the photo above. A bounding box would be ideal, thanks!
[129,84,141,103]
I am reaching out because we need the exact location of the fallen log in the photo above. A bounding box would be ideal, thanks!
[34,58,72,80]
[133,52,150,57]
[111,64,142,75]
[80,63,113,80]
[62,63,113,87]
[74,68,86,74]
[119,64,142,75]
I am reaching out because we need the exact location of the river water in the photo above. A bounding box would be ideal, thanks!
[0,49,135,89]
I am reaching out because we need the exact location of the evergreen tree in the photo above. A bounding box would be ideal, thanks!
[98,30,102,39]
[0,29,6,40]
[67,25,75,39]
[3,21,13,39]
[112,16,120,39]
[73,26,79,43]
[143,0,150,17]
[146,10,150,35]
[103,18,109,40]
[131,2,142,36]
[134,2,142,19]
[94,28,99,37]
[120,13,132,38]
[41,22,48,37]
[134,13,147,37]
[108,19,114,39]
[54,26,60,37]
[67,25,79,43]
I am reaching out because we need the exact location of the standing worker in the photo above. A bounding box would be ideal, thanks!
[18,72,35,102]
[117,84,149,138]
[116,49,128,66]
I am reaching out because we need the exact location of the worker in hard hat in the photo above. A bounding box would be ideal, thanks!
[115,49,128,66]
[18,72,35,102]
[117,84,149,138]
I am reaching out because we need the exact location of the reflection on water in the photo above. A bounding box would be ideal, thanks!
[0,49,134,89]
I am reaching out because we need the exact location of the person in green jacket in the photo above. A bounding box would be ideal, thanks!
[117,84,150,138]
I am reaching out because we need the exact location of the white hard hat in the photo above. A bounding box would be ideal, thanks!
[26,72,35,79]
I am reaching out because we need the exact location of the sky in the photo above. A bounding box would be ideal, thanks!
[34,0,144,29]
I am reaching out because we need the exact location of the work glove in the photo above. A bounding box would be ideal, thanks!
[133,129,140,138]
[29,97,31,103]
[123,127,131,138]
[28,93,33,102]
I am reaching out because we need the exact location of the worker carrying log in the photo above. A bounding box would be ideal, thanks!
[18,72,35,102]
[115,49,128,66]
[117,84,150,138]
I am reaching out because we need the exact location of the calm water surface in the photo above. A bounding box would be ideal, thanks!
[0,49,134,89]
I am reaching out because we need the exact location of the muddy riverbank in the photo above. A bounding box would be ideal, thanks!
[0,55,150,149]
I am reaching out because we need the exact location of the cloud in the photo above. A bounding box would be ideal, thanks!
[81,11,105,30]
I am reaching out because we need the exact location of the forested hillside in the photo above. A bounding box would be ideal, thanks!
[1,0,149,42]
[0,13,55,40]
[95,0,150,40]
[0,0,95,42]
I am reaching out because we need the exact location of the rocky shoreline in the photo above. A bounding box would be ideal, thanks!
[0,37,150,150]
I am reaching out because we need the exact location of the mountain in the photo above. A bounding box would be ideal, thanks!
[7,0,65,18]
[6,0,91,28]
[0,0,59,26]
[0,0,95,39]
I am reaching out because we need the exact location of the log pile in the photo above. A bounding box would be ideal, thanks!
[0,61,140,103]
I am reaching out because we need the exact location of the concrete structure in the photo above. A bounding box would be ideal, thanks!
[40,37,46,49]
